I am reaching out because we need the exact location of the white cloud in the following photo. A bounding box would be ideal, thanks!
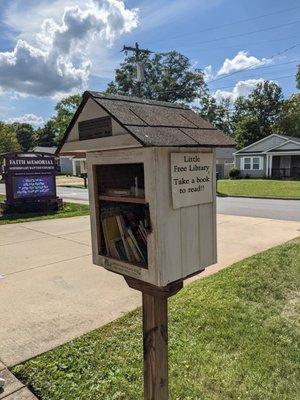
[203,65,213,82]
[0,1,138,96]
[213,78,265,103]
[6,113,45,127]
[217,51,271,76]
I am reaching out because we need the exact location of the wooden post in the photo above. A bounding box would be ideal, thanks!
[143,292,168,400]
[124,277,183,400]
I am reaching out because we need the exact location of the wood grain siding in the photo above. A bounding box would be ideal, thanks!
[156,147,216,286]
[199,204,214,267]
[87,159,101,264]
[156,147,182,285]
[78,116,112,140]
[181,205,200,277]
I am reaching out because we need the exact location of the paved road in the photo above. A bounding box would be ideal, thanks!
[0,183,89,203]
[1,184,299,221]
[56,185,89,202]
[217,196,300,221]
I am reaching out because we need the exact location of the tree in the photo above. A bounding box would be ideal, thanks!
[198,95,233,135]
[0,122,21,153]
[233,81,284,148]
[36,120,57,147]
[234,116,263,149]
[107,51,207,103]
[276,94,300,138]
[12,123,35,151]
[52,94,82,143]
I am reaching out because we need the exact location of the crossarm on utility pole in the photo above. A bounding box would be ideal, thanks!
[121,42,152,97]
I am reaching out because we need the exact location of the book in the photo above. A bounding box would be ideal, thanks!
[113,238,127,260]
[101,218,109,255]
[138,221,147,244]
[128,228,145,262]
[100,202,148,265]
[102,214,124,259]
[116,214,132,262]
[109,239,120,259]
[127,236,141,262]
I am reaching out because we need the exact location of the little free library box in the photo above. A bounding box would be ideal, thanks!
[59,91,235,399]
[59,91,234,287]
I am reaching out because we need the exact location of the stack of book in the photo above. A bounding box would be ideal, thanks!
[101,206,147,265]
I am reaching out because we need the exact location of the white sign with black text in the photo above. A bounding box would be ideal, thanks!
[171,152,213,208]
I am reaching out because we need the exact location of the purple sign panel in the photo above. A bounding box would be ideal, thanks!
[13,176,56,199]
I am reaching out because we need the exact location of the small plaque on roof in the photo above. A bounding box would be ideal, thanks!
[78,116,112,141]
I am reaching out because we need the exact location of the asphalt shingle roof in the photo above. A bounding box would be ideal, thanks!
[59,91,235,151]
[89,92,235,147]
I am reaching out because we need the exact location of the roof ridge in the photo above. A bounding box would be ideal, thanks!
[279,134,300,142]
[85,91,188,110]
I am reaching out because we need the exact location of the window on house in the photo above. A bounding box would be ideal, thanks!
[243,157,251,170]
[252,157,260,170]
[242,156,262,170]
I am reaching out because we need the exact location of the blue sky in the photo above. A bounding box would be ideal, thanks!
[0,0,299,127]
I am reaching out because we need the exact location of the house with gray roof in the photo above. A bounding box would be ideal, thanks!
[234,134,300,179]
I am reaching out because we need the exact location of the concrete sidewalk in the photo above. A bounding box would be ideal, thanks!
[0,214,299,368]
[0,361,37,399]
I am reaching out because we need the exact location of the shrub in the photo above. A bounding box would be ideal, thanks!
[229,167,240,179]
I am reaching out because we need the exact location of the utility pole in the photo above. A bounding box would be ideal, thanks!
[121,42,152,97]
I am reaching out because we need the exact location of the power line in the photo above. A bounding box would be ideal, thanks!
[208,56,300,86]
[146,5,300,46]
[212,74,296,92]
[170,34,300,54]
[163,20,300,50]
[213,65,299,83]
[207,44,300,85]
[119,42,298,97]
[154,73,296,97]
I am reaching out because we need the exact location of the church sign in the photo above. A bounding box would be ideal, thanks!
[1,152,61,213]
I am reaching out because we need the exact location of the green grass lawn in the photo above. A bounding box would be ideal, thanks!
[218,179,300,199]
[0,195,90,225]
[13,238,300,400]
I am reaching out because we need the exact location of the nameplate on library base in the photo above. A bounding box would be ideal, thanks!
[171,152,213,208]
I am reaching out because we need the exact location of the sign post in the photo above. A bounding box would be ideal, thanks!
[125,277,183,399]
[143,292,168,400]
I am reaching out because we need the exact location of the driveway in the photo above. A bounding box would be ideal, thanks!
[0,214,299,367]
